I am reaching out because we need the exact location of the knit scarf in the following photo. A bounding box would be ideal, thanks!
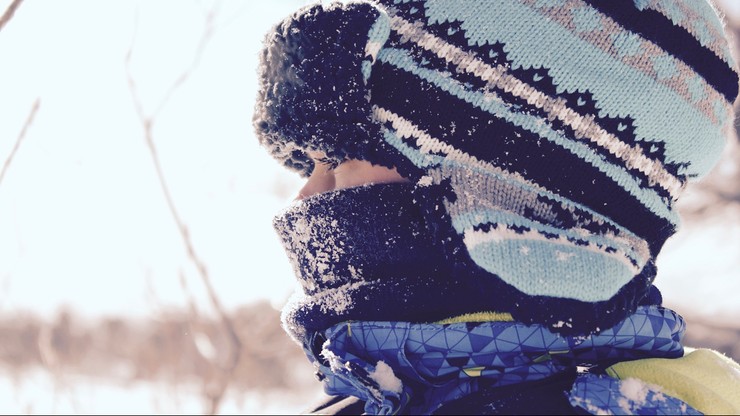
[273,183,657,341]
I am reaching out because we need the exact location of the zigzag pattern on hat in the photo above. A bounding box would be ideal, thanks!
[363,0,738,305]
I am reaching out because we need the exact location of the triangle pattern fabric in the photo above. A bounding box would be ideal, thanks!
[308,306,688,415]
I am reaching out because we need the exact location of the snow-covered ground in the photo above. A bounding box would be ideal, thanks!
[0,369,323,415]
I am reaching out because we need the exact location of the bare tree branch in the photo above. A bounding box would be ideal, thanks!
[0,98,40,187]
[125,7,241,415]
[151,8,217,120]
[0,0,24,33]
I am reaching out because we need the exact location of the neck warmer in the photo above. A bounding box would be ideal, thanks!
[305,305,696,415]
[274,183,661,340]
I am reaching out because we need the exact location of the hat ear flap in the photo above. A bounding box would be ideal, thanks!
[254,2,391,176]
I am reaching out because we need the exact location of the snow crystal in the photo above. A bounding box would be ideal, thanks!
[316,281,369,314]
[320,342,345,374]
[618,377,653,412]
[279,195,351,286]
[369,361,403,394]
[347,264,363,279]
[571,397,612,415]
[555,250,576,261]
[616,397,631,413]
[417,175,433,187]
[552,318,573,329]
[291,215,311,244]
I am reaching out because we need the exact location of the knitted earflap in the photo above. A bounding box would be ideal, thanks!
[253,2,391,175]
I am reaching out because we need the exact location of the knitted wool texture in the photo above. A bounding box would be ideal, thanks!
[255,1,739,332]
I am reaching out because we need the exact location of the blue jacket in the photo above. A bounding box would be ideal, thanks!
[301,306,740,415]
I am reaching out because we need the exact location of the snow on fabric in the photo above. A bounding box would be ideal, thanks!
[569,374,700,415]
[368,361,403,395]
[605,347,740,414]
[304,305,692,414]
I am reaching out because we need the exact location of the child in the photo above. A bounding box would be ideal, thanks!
[254,1,740,413]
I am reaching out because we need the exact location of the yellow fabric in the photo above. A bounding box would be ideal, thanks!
[606,348,740,415]
[435,311,514,324]
[462,366,486,377]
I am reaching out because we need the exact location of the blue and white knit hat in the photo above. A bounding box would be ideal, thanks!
[255,0,739,331]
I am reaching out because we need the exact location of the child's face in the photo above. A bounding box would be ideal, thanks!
[296,151,410,200]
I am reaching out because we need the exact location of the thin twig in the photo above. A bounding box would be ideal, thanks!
[150,9,216,120]
[0,0,24,33]
[0,98,40,186]
[125,7,241,415]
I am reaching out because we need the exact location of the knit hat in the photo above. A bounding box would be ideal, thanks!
[255,0,739,331]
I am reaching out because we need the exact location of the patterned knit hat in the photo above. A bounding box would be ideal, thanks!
[254,0,739,331]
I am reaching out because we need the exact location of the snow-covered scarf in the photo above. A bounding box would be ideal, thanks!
[303,305,700,415]
[274,183,660,342]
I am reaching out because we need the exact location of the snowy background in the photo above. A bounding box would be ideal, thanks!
[0,0,738,414]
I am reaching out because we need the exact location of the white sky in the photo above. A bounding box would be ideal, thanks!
[0,0,738,322]
[0,0,307,318]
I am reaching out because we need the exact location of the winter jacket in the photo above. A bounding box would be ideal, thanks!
[301,306,740,415]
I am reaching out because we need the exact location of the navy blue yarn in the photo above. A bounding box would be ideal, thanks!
[369,62,676,255]
[274,183,658,338]
[582,0,739,102]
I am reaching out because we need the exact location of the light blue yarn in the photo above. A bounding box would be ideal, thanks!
[691,19,713,51]
[680,0,728,39]
[467,238,634,301]
[686,74,708,103]
[651,54,679,80]
[362,11,391,83]
[535,0,567,7]
[449,208,646,266]
[362,61,373,83]
[380,127,442,168]
[610,31,643,58]
[633,0,651,10]
[713,99,729,129]
[571,6,603,33]
[650,0,687,25]
[423,0,727,178]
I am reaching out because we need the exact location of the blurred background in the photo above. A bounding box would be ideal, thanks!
[0,0,738,413]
